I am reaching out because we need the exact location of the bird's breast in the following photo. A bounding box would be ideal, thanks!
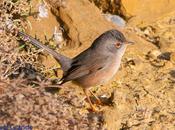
[74,57,122,88]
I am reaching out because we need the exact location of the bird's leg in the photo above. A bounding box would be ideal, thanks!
[83,88,97,111]
[89,89,102,105]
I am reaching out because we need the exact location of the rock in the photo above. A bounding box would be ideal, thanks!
[124,57,144,71]
[15,94,25,100]
[89,0,121,14]
[170,52,175,64]
[147,50,161,59]
[121,0,175,26]
[26,0,60,42]
[47,0,115,48]
[38,2,49,18]
[103,14,126,27]
[158,52,171,61]
[46,0,157,56]
[159,31,175,51]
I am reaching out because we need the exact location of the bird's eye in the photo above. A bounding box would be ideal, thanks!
[116,42,121,48]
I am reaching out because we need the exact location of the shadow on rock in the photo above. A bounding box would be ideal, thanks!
[169,70,175,78]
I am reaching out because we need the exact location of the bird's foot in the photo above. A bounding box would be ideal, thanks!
[88,105,102,112]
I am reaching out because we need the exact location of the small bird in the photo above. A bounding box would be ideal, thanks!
[18,29,133,111]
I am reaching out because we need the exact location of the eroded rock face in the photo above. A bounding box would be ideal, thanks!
[121,0,175,26]
[129,12,175,52]
[89,0,121,15]
[46,0,156,54]
[90,0,175,27]
[47,0,116,48]
[26,0,59,42]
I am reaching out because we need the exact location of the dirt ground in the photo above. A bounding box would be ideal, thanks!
[0,0,174,130]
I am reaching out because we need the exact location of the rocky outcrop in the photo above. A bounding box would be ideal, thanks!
[47,0,116,48]
[46,0,156,55]
[121,0,175,26]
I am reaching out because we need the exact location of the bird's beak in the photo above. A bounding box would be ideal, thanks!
[125,40,135,45]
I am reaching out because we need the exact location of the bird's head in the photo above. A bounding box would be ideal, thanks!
[91,29,134,55]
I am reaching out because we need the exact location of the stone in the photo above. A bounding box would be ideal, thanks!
[47,0,115,48]
[170,52,175,64]
[104,14,126,27]
[26,0,60,42]
[121,0,175,26]
[46,0,157,56]
[147,50,161,59]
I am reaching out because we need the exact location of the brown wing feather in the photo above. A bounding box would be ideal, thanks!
[61,55,109,84]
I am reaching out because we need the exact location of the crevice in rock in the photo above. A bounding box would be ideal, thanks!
[89,0,129,20]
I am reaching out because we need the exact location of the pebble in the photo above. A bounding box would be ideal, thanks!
[15,94,25,100]
[103,14,126,27]
[38,3,48,18]
[147,50,161,59]
[170,52,175,64]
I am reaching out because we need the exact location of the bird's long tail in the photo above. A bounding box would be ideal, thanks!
[18,31,71,72]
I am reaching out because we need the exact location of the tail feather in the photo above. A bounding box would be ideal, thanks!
[18,31,71,72]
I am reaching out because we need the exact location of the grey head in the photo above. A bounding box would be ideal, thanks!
[90,29,133,57]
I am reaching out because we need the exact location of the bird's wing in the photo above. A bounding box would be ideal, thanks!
[61,54,110,83]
